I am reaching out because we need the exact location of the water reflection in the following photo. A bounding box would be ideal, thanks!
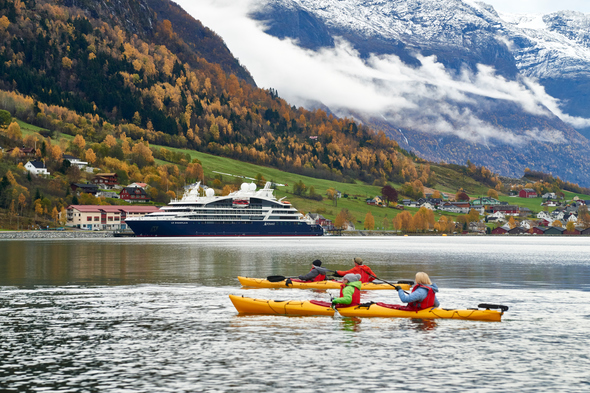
[411,318,438,331]
[1,237,590,289]
[340,317,362,332]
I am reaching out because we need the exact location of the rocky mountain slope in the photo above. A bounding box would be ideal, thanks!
[249,0,590,185]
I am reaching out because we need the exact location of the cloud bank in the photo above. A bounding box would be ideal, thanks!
[176,0,590,146]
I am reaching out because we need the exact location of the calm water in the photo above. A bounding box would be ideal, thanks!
[1,236,589,392]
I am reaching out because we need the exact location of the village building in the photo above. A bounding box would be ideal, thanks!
[62,154,88,170]
[492,205,520,216]
[544,226,566,235]
[71,183,99,195]
[470,197,501,206]
[92,173,119,189]
[529,226,548,235]
[24,160,50,176]
[119,186,151,202]
[439,202,471,214]
[491,225,509,235]
[519,188,538,198]
[508,226,525,235]
[66,205,160,230]
[6,146,35,160]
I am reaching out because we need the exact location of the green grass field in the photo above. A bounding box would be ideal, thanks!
[11,118,589,226]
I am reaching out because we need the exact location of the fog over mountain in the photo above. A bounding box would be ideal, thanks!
[177,0,590,186]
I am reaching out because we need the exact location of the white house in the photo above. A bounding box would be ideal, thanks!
[420,202,435,210]
[536,211,552,221]
[62,154,88,169]
[25,160,50,176]
[487,211,507,223]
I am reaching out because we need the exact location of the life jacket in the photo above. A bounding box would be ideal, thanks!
[358,265,375,283]
[310,267,326,282]
[404,284,436,311]
[336,282,361,307]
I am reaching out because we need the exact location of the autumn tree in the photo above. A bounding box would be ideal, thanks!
[293,180,307,196]
[381,185,398,204]
[466,208,480,223]
[255,173,266,187]
[566,221,576,232]
[364,211,375,230]
[85,148,97,165]
[130,139,154,168]
[382,216,390,230]
[335,208,354,229]
[393,210,414,233]
[508,216,517,229]
[185,162,204,183]
[551,220,563,228]
[104,134,117,148]
[455,190,470,202]
[6,121,22,140]
[578,206,590,228]
[431,190,442,199]
[326,187,338,206]
[487,189,499,199]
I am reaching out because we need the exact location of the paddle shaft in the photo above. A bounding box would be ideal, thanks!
[367,272,409,294]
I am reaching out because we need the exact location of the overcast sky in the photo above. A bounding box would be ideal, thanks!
[483,0,590,14]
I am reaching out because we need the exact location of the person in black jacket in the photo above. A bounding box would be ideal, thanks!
[298,260,330,281]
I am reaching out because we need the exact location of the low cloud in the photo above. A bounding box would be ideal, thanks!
[176,0,590,145]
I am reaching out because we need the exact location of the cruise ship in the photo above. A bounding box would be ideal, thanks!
[125,182,324,236]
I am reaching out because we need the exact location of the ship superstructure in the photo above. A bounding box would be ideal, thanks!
[125,182,323,236]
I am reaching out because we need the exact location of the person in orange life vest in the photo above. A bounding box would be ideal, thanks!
[335,257,376,283]
[297,260,329,282]
[331,273,362,308]
[394,272,440,310]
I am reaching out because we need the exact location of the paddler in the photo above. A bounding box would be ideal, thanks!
[331,273,362,308]
[393,272,440,310]
[297,260,330,282]
[334,257,377,283]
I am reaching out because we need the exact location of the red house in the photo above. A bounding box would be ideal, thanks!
[519,188,538,198]
[530,227,547,235]
[492,205,520,216]
[491,226,509,234]
[92,173,119,189]
[119,186,150,202]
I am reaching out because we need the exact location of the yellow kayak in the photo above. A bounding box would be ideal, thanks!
[229,295,507,322]
[237,276,412,290]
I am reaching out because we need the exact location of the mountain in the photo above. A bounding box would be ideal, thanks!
[1,0,430,193]
[249,0,590,186]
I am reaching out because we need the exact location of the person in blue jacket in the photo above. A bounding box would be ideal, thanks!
[394,272,440,310]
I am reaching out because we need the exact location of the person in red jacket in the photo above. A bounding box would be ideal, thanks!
[335,257,376,283]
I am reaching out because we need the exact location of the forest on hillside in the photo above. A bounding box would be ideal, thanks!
[1,0,588,231]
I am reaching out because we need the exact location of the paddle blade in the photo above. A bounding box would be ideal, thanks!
[266,275,287,282]
[478,303,509,312]
[397,280,415,285]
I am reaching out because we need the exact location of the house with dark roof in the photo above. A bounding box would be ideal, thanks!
[25,160,49,176]
[92,173,119,189]
[71,183,99,195]
[119,186,150,202]
[492,205,520,216]
[544,226,566,235]
[530,226,548,235]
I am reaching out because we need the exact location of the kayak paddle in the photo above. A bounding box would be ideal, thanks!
[367,272,410,294]
[267,275,295,282]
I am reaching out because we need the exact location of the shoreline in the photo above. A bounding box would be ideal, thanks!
[0,231,115,239]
